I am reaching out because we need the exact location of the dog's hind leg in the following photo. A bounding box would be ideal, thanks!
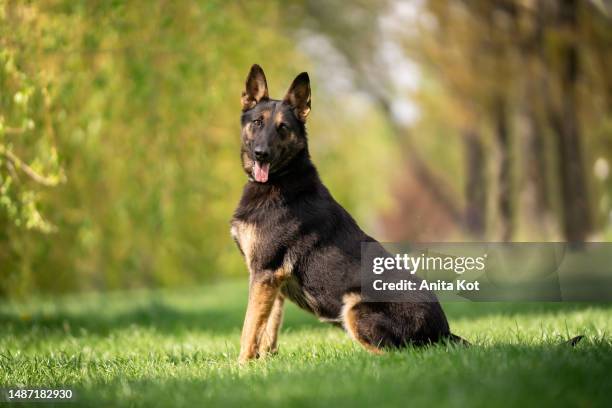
[258,293,285,356]
[341,293,388,355]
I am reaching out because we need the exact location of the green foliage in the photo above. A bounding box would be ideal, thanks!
[4,0,609,297]
[0,5,63,233]
[1,281,611,406]
[0,1,395,297]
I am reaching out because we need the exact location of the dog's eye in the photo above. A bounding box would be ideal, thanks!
[252,119,263,128]
[278,123,288,136]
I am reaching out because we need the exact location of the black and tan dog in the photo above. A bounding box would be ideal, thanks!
[231,64,460,363]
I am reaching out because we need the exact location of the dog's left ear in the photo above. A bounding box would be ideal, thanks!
[283,72,311,122]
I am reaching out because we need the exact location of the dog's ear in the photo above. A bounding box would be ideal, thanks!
[241,64,269,111]
[283,72,311,122]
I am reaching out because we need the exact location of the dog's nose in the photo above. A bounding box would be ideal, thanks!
[254,147,270,162]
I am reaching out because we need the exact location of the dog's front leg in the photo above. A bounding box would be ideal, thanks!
[239,273,280,364]
[258,293,285,357]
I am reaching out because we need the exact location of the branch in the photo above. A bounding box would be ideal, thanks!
[0,147,59,186]
[368,92,463,224]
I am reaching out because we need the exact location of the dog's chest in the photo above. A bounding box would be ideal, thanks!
[230,220,259,269]
[231,213,343,322]
[231,217,299,287]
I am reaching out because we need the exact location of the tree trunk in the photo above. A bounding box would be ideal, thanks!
[374,97,463,225]
[552,0,591,242]
[521,90,551,236]
[519,2,551,236]
[494,97,513,241]
[463,129,487,238]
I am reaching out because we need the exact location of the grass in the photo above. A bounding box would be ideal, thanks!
[1,280,611,407]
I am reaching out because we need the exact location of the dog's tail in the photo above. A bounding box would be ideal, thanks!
[447,333,471,346]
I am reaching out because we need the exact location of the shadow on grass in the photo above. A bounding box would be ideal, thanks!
[1,279,609,338]
[0,292,321,337]
[0,304,241,337]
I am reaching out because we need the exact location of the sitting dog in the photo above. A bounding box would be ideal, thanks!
[231,65,461,363]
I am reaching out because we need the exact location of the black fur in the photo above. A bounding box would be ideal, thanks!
[232,65,460,350]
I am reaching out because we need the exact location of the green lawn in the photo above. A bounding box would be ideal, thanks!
[1,280,611,407]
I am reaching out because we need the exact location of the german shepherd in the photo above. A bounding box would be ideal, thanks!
[231,64,460,363]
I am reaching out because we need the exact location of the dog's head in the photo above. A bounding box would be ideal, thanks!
[240,64,311,183]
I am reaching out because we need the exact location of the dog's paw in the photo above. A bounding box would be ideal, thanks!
[257,346,279,358]
[238,354,254,365]
[238,348,258,365]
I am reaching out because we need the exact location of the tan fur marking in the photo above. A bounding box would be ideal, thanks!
[258,294,285,356]
[244,123,255,140]
[302,289,320,315]
[232,221,258,271]
[262,110,271,121]
[241,151,254,174]
[234,221,293,363]
[296,106,310,121]
[341,293,384,355]
[241,92,257,111]
[232,221,295,279]
[341,293,362,342]
[239,279,280,363]
[274,251,294,281]
[275,111,283,126]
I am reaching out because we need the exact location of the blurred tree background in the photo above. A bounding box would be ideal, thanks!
[0,0,610,298]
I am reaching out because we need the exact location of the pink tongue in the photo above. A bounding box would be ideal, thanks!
[253,162,270,183]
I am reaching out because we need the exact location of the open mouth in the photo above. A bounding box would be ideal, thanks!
[253,161,270,183]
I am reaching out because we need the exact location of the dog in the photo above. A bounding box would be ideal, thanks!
[231,64,463,363]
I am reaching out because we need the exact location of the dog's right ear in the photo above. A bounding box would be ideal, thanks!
[241,64,269,111]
